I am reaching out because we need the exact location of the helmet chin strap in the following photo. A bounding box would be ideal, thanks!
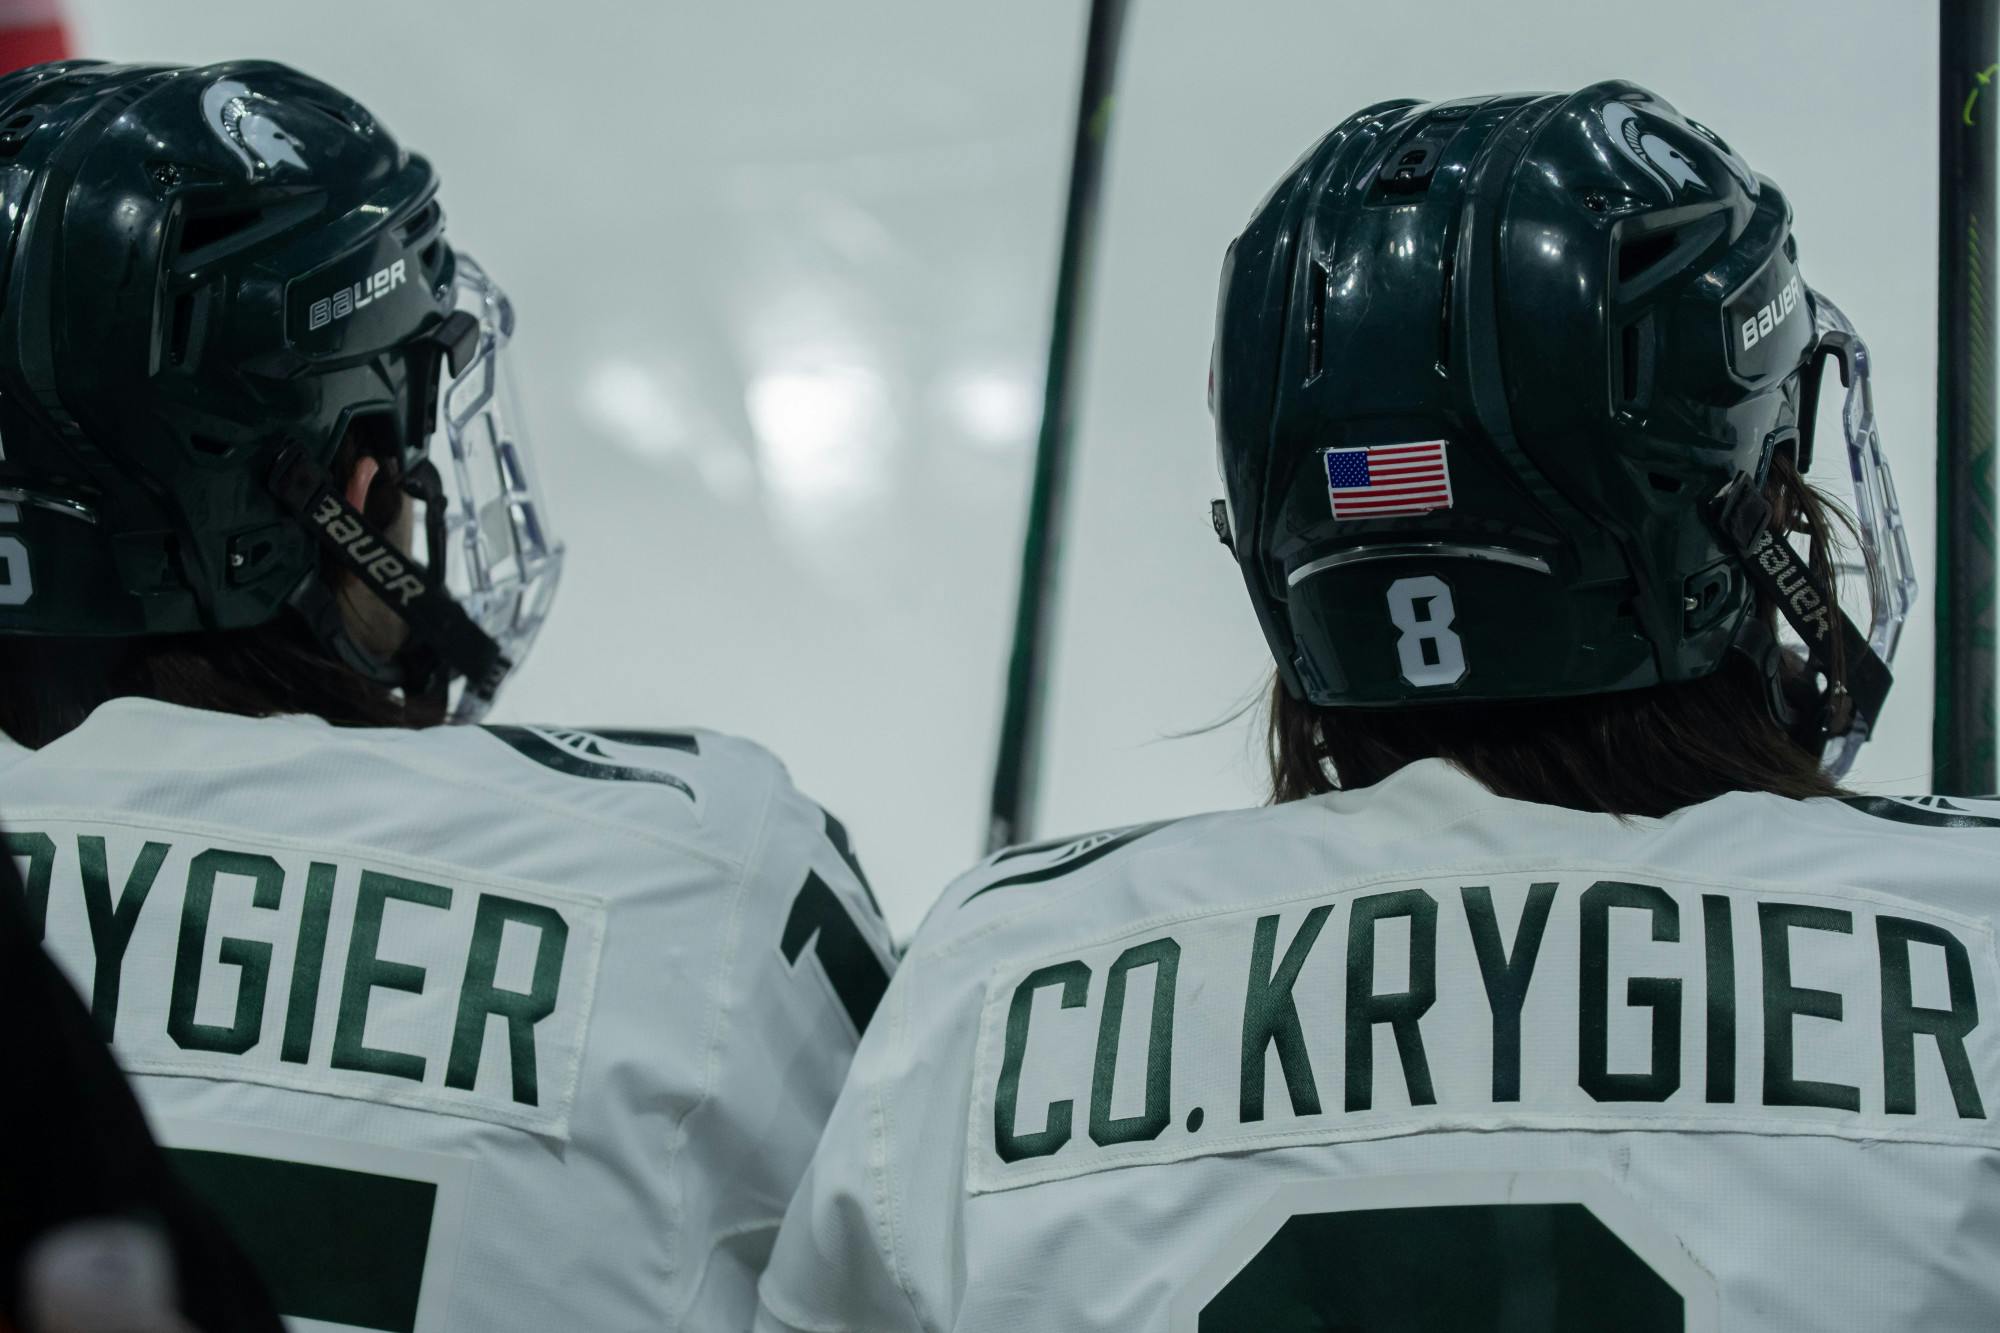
[267,442,509,714]
[1709,473,1893,759]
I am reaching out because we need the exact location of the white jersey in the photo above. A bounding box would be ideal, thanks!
[757,759,2000,1332]
[5,697,896,1333]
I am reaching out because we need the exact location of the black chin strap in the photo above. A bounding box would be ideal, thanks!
[1708,474,1892,746]
[268,444,509,708]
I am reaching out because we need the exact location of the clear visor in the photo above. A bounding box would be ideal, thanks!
[1790,288,1918,776]
[426,253,564,722]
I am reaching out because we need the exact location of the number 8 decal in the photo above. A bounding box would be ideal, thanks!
[1386,574,1464,687]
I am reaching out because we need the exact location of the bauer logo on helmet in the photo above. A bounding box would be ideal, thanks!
[1739,274,1803,352]
[307,258,409,332]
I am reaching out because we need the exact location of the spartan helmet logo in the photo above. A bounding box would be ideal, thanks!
[201,77,308,177]
[1601,102,1707,197]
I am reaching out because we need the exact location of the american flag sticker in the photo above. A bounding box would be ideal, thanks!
[1324,440,1453,519]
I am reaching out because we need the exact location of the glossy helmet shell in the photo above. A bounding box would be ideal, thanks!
[0,60,456,637]
[1213,81,1816,706]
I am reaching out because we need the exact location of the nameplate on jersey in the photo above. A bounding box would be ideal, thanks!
[966,867,2000,1194]
[11,812,605,1140]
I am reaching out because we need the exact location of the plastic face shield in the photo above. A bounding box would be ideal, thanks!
[1794,288,1918,776]
[428,253,564,721]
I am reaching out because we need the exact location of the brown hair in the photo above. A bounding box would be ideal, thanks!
[0,419,436,749]
[1267,456,1851,815]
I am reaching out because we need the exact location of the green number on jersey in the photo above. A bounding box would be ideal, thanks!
[1177,1173,1715,1332]
[781,869,889,1034]
[169,1148,438,1333]
[1200,1201,1682,1331]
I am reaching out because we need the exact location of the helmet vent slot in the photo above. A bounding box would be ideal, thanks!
[1304,258,1329,381]
[304,99,361,133]
[399,201,441,243]
[1614,214,1726,299]
[190,434,232,457]
[1376,139,1441,193]
[1436,248,1456,371]
[1617,314,1656,407]
[167,292,197,366]
[1617,227,1680,285]
[0,109,38,159]
[177,206,265,258]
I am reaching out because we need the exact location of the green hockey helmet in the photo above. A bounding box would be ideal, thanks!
[1211,80,1911,773]
[0,60,562,719]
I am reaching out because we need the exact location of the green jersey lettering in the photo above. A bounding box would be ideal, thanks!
[78,834,170,1042]
[1759,902,1860,1111]
[334,872,453,1083]
[280,862,338,1065]
[1877,915,1984,1118]
[1579,881,1682,1103]
[994,961,1090,1163]
[6,830,54,941]
[1461,883,1556,1103]
[169,849,286,1055]
[1089,937,1180,1147]
[446,893,569,1106]
[1345,889,1438,1112]
[1240,906,1332,1123]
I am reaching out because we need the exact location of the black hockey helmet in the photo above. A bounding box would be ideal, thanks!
[0,60,561,717]
[1211,80,1911,773]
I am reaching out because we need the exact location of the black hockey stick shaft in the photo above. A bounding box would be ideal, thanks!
[986,0,1133,852]
[1936,0,2000,794]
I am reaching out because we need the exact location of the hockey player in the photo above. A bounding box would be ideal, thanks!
[0,60,894,1330]
[756,82,1998,1331]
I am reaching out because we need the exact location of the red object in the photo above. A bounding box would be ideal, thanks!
[0,21,67,71]
[0,0,69,73]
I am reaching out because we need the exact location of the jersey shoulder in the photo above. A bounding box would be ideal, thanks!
[1831,793,2000,832]
[470,722,782,808]
[9,705,818,892]
[435,722,806,864]
[914,803,1308,958]
[956,819,1187,906]
[1703,789,2000,864]
[1632,787,2000,931]
[1808,793,2000,891]
[479,725,891,962]
[230,715,853,907]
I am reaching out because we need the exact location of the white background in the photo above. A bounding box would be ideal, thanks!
[68,0,1943,934]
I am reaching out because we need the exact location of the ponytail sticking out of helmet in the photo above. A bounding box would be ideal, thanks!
[1211,80,1910,776]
